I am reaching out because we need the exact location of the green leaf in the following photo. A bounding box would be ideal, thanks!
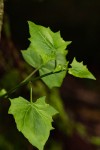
[8,96,58,150]
[22,21,71,88]
[68,58,96,80]
[39,53,68,88]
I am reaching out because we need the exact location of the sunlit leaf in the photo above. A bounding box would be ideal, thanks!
[8,96,58,150]
[22,21,71,88]
[68,58,96,80]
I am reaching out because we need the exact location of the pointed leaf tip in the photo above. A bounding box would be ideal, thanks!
[68,57,96,80]
[8,96,58,150]
[22,21,69,88]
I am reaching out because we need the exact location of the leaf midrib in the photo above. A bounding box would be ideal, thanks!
[34,25,56,52]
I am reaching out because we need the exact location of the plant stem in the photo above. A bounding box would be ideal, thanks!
[0,69,65,100]
[30,81,33,103]
[0,67,40,99]
[21,67,39,84]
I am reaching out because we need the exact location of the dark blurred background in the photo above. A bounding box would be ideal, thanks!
[0,0,100,150]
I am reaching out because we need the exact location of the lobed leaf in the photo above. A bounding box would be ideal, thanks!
[22,21,71,88]
[68,58,96,80]
[8,96,58,150]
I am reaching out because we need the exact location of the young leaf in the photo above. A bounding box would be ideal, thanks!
[68,58,96,80]
[22,21,71,88]
[8,96,58,150]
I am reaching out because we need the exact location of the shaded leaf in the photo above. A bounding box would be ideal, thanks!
[8,96,58,150]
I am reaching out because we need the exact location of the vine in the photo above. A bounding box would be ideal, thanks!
[0,21,96,150]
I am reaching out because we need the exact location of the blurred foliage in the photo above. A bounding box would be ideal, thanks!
[0,69,20,90]
[0,135,14,150]
[90,137,100,146]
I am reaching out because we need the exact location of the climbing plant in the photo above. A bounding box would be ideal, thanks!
[0,21,96,150]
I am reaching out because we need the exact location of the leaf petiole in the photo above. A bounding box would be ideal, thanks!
[30,81,33,103]
[0,66,41,99]
[0,67,65,100]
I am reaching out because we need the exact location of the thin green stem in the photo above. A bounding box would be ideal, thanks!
[0,68,65,100]
[33,69,65,81]
[0,67,40,99]
[21,67,39,84]
[30,81,33,103]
